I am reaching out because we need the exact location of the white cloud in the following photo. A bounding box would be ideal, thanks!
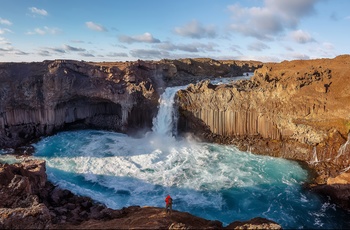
[29,7,48,16]
[86,21,107,32]
[0,18,12,26]
[0,28,12,35]
[174,20,217,39]
[0,37,11,46]
[247,41,270,51]
[228,0,319,40]
[26,26,61,35]
[157,41,217,53]
[119,32,160,44]
[0,46,13,52]
[290,30,315,43]
[130,49,168,59]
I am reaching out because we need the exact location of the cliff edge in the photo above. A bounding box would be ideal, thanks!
[176,55,350,209]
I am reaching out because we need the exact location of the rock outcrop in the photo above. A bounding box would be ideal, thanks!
[176,55,350,209]
[0,59,261,148]
[0,159,281,229]
[0,60,158,148]
[0,159,50,229]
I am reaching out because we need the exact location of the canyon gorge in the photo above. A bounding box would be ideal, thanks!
[0,56,349,228]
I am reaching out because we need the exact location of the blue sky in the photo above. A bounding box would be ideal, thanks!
[0,0,349,62]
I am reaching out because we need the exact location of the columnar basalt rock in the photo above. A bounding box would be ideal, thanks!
[0,58,260,149]
[0,60,158,148]
[176,55,350,185]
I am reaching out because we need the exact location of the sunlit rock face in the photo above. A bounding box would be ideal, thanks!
[176,55,350,183]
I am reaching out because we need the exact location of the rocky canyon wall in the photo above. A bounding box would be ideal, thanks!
[176,55,350,182]
[0,58,259,148]
[0,60,159,148]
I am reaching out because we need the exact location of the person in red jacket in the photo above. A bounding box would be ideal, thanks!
[165,194,173,214]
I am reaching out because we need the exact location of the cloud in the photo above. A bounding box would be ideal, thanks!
[290,30,315,43]
[228,0,319,40]
[130,49,168,59]
[106,52,129,57]
[174,20,217,39]
[79,52,95,57]
[288,52,310,60]
[29,7,48,16]
[119,32,160,44]
[157,41,217,53]
[26,26,62,35]
[38,50,51,57]
[0,37,11,46]
[49,47,66,53]
[71,40,85,44]
[247,41,270,51]
[63,44,86,52]
[0,18,12,26]
[230,45,243,55]
[0,28,12,35]
[86,21,107,32]
[14,50,30,56]
[0,47,14,52]
[322,42,335,50]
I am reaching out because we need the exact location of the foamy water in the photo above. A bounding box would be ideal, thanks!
[1,74,350,228]
[30,129,350,228]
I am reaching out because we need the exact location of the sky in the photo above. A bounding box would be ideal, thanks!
[0,0,349,63]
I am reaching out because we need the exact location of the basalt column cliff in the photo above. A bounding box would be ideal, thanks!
[0,60,159,148]
[0,58,259,148]
[176,55,350,195]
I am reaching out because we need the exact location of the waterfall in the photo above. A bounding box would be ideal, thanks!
[150,74,253,137]
[151,85,186,137]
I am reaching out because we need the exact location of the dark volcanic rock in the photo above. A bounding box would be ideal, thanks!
[0,59,261,148]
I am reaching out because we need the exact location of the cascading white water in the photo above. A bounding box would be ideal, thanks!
[4,74,348,229]
[151,85,186,136]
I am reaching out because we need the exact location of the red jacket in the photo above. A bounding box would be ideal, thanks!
[165,195,172,204]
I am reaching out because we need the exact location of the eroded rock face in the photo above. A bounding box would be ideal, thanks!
[176,55,350,182]
[0,159,51,229]
[0,59,260,149]
[0,60,158,148]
